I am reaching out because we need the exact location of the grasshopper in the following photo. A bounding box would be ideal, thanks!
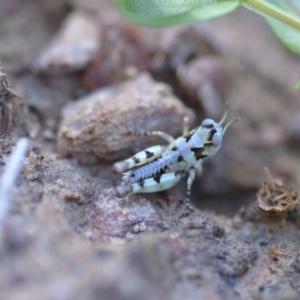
[113,107,238,212]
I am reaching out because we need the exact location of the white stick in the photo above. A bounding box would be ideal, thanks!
[0,138,30,243]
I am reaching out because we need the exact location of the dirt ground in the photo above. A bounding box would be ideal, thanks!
[1,1,300,299]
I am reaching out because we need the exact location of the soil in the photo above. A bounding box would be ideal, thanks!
[1,1,300,299]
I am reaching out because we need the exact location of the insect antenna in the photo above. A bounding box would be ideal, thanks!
[223,117,241,134]
[219,102,229,125]
[219,102,240,134]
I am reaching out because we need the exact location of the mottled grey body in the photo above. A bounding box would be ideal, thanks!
[113,110,237,213]
[125,121,222,184]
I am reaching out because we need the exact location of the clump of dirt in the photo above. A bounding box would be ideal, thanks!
[246,167,300,222]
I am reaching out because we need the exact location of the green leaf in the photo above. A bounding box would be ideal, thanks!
[114,0,239,26]
[294,80,300,90]
[264,1,300,55]
[240,0,300,55]
[266,18,300,55]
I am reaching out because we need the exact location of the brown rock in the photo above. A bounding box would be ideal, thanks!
[90,188,162,240]
[33,10,101,74]
[82,22,150,90]
[57,73,195,164]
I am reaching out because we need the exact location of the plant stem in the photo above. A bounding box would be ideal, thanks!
[240,0,300,31]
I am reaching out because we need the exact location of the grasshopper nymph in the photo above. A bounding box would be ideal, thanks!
[113,106,238,212]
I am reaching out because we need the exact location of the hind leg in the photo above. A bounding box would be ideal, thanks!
[116,172,183,196]
[113,145,165,173]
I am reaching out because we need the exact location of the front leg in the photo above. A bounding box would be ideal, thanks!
[179,168,196,213]
[116,171,183,196]
[182,116,190,137]
[137,130,175,144]
[143,117,190,140]
[186,168,196,211]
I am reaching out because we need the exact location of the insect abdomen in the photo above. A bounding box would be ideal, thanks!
[125,152,179,183]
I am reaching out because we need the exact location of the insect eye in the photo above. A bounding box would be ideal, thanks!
[212,132,222,146]
[201,119,214,128]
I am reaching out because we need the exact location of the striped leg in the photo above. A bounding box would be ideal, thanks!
[113,145,165,173]
[185,168,196,210]
[131,172,183,194]
[138,130,175,144]
[179,169,196,217]
[115,172,183,197]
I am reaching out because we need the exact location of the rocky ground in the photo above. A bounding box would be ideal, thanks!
[0,1,300,299]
